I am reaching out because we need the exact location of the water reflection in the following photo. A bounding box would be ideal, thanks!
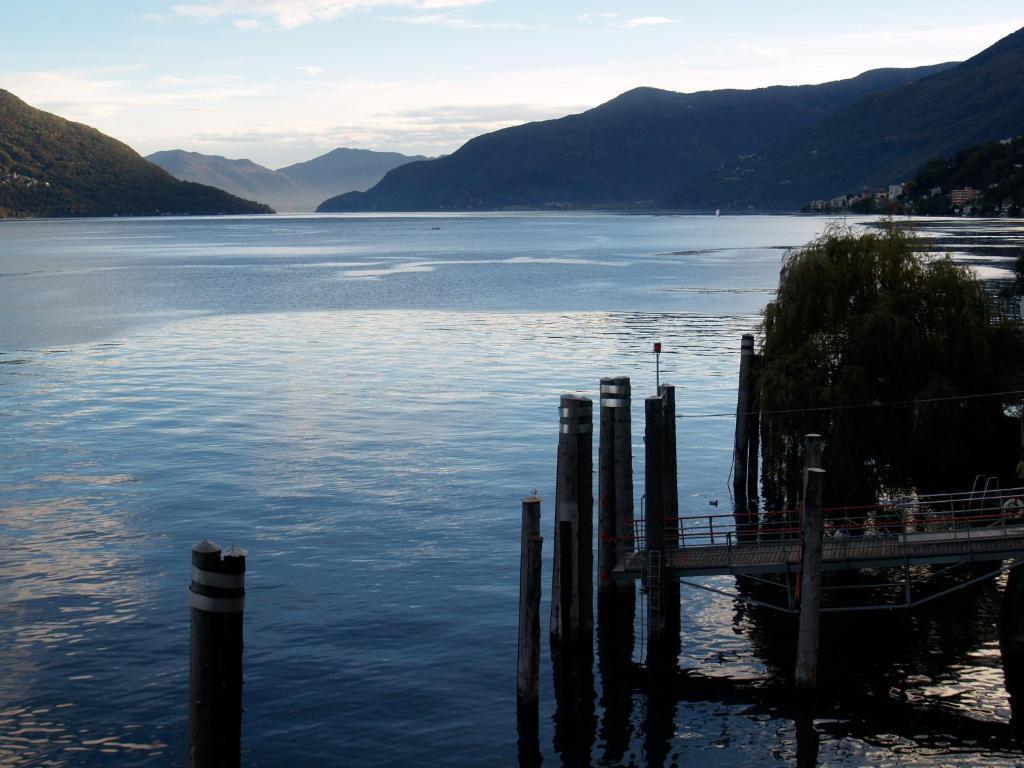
[547,568,1024,766]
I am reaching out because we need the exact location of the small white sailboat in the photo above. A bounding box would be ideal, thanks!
[715,209,721,216]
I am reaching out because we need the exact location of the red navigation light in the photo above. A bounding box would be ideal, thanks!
[653,342,662,354]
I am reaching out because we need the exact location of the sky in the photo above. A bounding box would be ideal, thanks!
[2,2,1023,168]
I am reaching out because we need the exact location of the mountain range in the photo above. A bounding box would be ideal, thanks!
[323,25,1024,213]
[0,90,271,218]
[147,147,427,212]
[674,26,1024,210]
[4,25,1023,218]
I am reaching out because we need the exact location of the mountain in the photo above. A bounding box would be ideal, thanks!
[0,90,272,218]
[316,63,955,212]
[146,150,309,212]
[148,147,427,211]
[672,27,1024,210]
[278,148,428,208]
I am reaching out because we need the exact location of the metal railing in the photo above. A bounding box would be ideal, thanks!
[618,485,1024,552]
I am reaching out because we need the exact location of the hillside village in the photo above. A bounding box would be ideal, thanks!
[806,136,1024,217]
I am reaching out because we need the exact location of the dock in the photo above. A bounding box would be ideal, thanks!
[515,334,1024,736]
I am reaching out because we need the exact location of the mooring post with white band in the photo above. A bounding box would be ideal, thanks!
[598,377,634,588]
[189,539,246,768]
[550,394,593,645]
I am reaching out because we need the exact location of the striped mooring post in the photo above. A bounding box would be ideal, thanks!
[550,395,594,646]
[598,377,634,588]
[189,540,246,768]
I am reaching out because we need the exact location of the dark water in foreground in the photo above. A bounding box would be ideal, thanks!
[1,213,1024,766]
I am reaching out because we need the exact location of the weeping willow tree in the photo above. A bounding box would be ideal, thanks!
[759,222,1024,510]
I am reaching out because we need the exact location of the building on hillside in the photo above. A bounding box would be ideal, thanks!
[888,183,906,199]
[951,187,980,206]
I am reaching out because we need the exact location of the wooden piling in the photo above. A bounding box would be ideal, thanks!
[551,395,594,644]
[659,384,679,548]
[518,496,543,715]
[644,387,679,650]
[732,335,755,508]
[658,385,681,656]
[599,377,634,587]
[1000,564,1024,725]
[745,354,761,509]
[189,540,245,768]
[644,395,666,641]
[795,468,825,691]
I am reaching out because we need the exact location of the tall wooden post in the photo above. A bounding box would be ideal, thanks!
[644,386,679,651]
[659,384,679,548]
[517,496,543,714]
[598,376,636,703]
[732,335,755,509]
[795,467,825,691]
[644,395,666,643]
[658,385,681,658]
[1000,563,1024,727]
[551,395,593,645]
[189,540,245,768]
[746,354,761,510]
[598,377,633,586]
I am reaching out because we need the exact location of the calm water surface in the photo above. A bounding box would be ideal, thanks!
[2,213,1024,766]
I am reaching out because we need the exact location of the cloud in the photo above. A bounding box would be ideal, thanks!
[418,0,487,6]
[301,65,324,76]
[172,0,490,29]
[623,16,677,29]
[386,13,531,29]
[578,12,619,24]
[173,3,226,19]
[2,68,268,123]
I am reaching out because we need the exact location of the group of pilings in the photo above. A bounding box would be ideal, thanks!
[516,337,832,722]
[516,374,689,718]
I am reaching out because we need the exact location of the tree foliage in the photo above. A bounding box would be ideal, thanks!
[759,223,1024,509]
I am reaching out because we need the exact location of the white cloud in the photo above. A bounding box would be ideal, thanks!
[578,12,619,24]
[301,65,324,76]
[623,17,677,29]
[386,13,531,29]
[173,4,226,19]
[172,0,490,29]
[418,0,488,7]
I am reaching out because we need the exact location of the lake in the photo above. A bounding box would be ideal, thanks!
[2,212,1023,766]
